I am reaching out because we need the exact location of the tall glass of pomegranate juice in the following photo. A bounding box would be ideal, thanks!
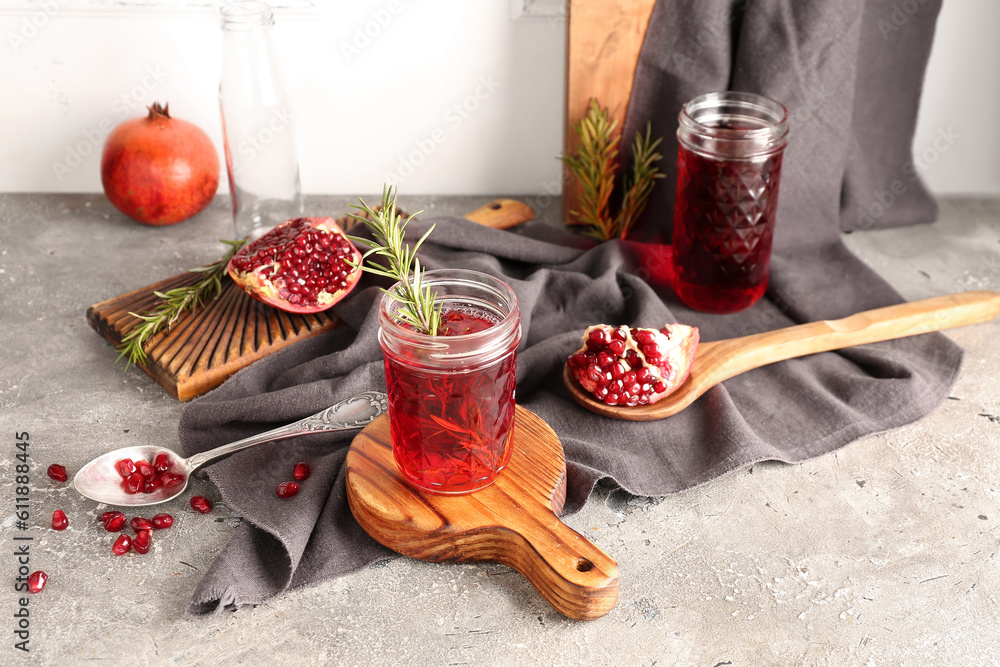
[672,91,789,313]
[378,269,521,495]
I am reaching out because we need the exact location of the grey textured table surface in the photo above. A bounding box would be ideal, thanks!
[1,193,998,666]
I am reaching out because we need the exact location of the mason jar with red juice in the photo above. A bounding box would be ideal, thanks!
[672,91,790,313]
[377,269,521,495]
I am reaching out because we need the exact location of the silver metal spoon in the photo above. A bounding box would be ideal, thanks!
[73,391,388,507]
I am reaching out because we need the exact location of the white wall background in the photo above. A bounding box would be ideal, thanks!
[1,0,997,197]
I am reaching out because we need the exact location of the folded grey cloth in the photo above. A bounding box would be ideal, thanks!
[621,0,943,243]
[179,0,958,616]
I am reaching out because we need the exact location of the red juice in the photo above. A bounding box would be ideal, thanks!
[383,307,518,494]
[672,143,784,313]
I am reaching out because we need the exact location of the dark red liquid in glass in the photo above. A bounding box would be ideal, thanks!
[672,142,784,313]
[383,307,517,494]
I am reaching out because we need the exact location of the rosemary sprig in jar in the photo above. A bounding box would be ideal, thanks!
[116,239,246,368]
[346,185,442,336]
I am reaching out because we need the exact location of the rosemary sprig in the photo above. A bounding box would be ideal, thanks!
[613,122,664,239]
[116,239,246,368]
[561,98,664,241]
[561,98,619,240]
[346,185,442,336]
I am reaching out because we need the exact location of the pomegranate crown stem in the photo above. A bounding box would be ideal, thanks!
[345,185,442,336]
[146,102,170,119]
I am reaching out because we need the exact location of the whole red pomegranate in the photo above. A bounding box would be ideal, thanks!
[101,102,219,226]
[227,217,362,314]
[568,323,699,406]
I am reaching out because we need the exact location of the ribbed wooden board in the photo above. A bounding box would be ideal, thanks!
[346,406,619,621]
[86,199,535,401]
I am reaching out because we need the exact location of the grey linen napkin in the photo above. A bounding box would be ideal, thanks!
[179,0,960,615]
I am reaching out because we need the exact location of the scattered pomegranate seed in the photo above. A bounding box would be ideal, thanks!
[292,462,311,481]
[112,534,132,555]
[27,571,47,594]
[190,496,212,514]
[102,511,127,532]
[46,464,68,482]
[151,513,173,529]
[153,453,173,472]
[135,460,155,479]
[100,511,116,522]
[115,458,136,479]
[276,481,300,498]
[132,530,152,555]
[51,509,68,531]
[130,517,153,533]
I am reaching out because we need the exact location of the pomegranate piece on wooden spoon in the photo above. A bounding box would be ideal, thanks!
[227,216,363,314]
[567,323,700,407]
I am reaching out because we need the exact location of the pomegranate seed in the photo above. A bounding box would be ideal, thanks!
[27,571,47,594]
[585,364,603,384]
[292,462,311,481]
[123,472,144,494]
[608,339,626,356]
[132,530,152,555]
[46,464,68,482]
[51,509,68,531]
[130,517,153,533]
[115,459,136,479]
[103,512,127,532]
[151,513,173,529]
[276,481,300,498]
[135,460,154,479]
[190,496,212,514]
[634,330,655,345]
[112,534,132,556]
[160,472,185,488]
[153,453,173,472]
[588,328,610,346]
[100,511,116,522]
[142,476,162,493]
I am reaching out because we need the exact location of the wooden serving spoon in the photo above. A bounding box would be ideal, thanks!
[565,290,1000,421]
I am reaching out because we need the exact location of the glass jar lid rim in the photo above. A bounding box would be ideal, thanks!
[680,91,789,140]
[221,0,275,25]
[377,269,520,343]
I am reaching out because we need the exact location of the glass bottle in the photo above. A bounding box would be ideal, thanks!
[219,0,304,241]
[671,91,789,313]
[378,269,521,495]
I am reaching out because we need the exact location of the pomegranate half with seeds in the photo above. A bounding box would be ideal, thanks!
[568,323,700,407]
[227,217,362,314]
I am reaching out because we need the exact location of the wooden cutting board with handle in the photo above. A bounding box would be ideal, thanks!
[86,199,535,401]
[346,406,620,621]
